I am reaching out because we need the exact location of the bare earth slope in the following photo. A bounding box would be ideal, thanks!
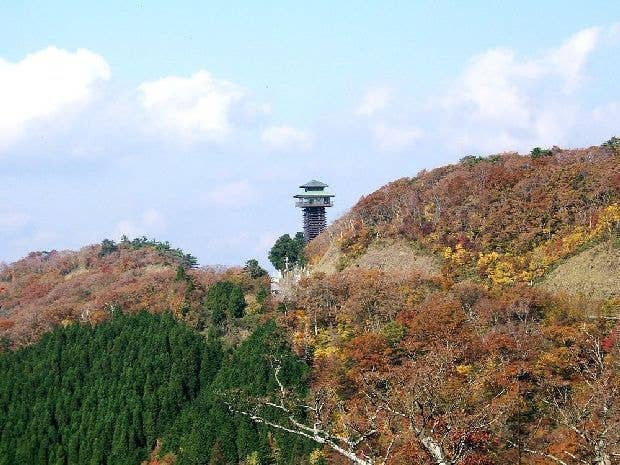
[540,241,620,299]
[312,239,440,277]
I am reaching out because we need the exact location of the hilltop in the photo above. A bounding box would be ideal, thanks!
[0,237,268,348]
[307,142,620,295]
[276,141,620,464]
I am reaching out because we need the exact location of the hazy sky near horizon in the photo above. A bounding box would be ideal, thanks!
[1,1,619,268]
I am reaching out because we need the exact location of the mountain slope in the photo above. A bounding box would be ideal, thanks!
[0,238,266,348]
[307,143,620,294]
[0,312,312,465]
[279,142,620,464]
[539,239,620,299]
[1,142,619,465]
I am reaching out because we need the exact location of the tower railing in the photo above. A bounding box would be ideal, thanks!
[295,200,333,208]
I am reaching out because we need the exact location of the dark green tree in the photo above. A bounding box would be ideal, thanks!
[244,259,268,278]
[0,312,219,465]
[99,239,118,256]
[202,281,246,328]
[530,147,553,158]
[268,233,306,271]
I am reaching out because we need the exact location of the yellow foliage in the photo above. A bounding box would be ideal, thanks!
[443,243,472,266]
[292,330,305,343]
[309,449,327,465]
[559,227,589,256]
[477,252,521,285]
[337,226,374,258]
[336,324,354,343]
[535,347,574,376]
[243,451,261,465]
[315,328,332,347]
[476,205,618,287]
[442,246,451,258]
[477,251,500,269]
[423,202,436,221]
[314,345,339,359]
[246,301,262,315]
[594,203,620,236]
[456,364,473,376]
[331,411,349,440]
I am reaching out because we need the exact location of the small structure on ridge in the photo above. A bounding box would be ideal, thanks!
[294,180,334,242]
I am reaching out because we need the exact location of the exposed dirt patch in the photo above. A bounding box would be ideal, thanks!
[311,239,440,277]
[63,267,89,281]
[539,241,620,300]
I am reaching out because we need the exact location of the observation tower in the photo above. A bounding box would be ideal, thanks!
[294,180,334,241]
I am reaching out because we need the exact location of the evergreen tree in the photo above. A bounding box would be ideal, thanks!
[0,314,312,465]
[268,233,306,271]
[202,281,246,328]
[244,259,268,278]
[0,312,221,465]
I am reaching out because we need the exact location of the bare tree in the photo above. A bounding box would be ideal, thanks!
[224,356,389,465]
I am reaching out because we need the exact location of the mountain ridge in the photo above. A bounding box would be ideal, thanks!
[306,142,620,295]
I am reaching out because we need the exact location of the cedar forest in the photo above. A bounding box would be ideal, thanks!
[0,141,619,465]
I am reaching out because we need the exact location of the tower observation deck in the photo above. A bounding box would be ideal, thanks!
[294,180,335,242]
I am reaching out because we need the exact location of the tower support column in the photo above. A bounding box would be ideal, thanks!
[302,206,326,241]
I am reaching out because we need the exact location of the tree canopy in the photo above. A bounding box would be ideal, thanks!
[0,313,313,465]
[202,280,246,328]
[268,233,306,271]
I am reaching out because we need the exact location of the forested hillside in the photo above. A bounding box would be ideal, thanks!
[307,142,620,288]
[278,142,620,464]
[0,312,313,465]
[1,142,619,465]
[0,237,269,348]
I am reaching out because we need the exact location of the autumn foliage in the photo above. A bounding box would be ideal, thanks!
[0,239,268,348]
[307,144,620,285]
[290,142,620,464]
[1,142,620,465]
[280,268,620,464]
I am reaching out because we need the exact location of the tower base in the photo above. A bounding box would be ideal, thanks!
[302,207,326,241]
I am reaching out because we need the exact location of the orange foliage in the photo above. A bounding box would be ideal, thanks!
[0,242,253,348]
[307,146,620,286]
[283,262,620,463]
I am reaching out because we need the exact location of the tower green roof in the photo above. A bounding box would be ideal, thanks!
[299,180,329,189]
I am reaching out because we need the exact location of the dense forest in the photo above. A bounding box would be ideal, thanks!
[0,312,313,465]
[307,141,620,285]
[0,141,619,464]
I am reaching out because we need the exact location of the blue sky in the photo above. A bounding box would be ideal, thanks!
[1,1,619,269]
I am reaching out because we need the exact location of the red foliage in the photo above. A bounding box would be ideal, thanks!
[309,146,620,262]
[0,242,253,348]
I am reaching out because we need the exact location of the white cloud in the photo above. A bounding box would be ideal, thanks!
[356,86,392,117]
[548,26,600,91]
[203,180,257,207]
[354,26,613,156]
[447,48,538,126]
[0,47,110,150]
[138,71,247,142]
[355,86,423,151]
[371,123,423,151]
[261,125,313,152]
[113,209,166,239]
[436,26,608,153]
